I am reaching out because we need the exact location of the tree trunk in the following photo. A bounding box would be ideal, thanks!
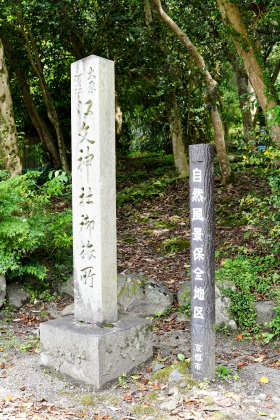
[151,0,232,184]
[115,93,123,151]
[217,93,230,144]
[170,92,189,176]
[216,0,280,145]
[0,39,22,177]
[15,11,70,172]
[0,33,61,168]
[235,67,255,151]
[210,104,231,184]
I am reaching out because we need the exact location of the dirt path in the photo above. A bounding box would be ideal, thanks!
[0,302,280,420]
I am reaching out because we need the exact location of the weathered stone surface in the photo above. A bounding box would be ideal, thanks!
[215,281,237,331]
[72,55,117,324]
[57,273,173,318]
[58,275,74,298]
[40,314,153,389]
[177,281,237,330]
[168,369,183,383]
[6,283,31,308]
[152,363,165,373]
[117,274,173,317]
[254,301,277,331]
[160,398,178,411]
[61,303,75,317]
[177,281,191,307]
[0,274,6,308]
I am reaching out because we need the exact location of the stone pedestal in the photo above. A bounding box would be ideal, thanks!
[40,315,153,389]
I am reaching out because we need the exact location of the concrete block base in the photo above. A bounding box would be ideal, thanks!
[40,314,153,389]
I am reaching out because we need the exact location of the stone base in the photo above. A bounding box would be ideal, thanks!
[40,314,153,389]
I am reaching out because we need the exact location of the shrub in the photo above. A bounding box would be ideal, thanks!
[0,170,72,281]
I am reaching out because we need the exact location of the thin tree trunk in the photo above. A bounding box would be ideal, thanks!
[0,33,61,168]
[151,0,232,184]
[0,39,22,177]
[216,0,280,145]
[115,93,123,151]
[217,93,230,144]
[170,92,189,176]
[15,11,69,172]
[235,69,255,152]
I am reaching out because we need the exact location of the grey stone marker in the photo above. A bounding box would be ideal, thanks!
[189,144,215,381]
[40,55,153,389]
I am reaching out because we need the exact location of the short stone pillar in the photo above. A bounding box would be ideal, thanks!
[189,144,215,381]
[40,55,153,390]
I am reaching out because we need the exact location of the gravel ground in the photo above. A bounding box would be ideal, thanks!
[0,302,280,420]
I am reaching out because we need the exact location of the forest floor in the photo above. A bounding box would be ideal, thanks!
[1,153,280,419]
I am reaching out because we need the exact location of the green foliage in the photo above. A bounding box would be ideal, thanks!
[215,365,231,380]
[261,306,280,343]
[0,170,72,281]
[216,253,280,331]
[178,296,191,318]
[116,177,176,207]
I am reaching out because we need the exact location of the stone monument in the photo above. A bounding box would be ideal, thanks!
[189,144,215,381]
[40,55,153,389]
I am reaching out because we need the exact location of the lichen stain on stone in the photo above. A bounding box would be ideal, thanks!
[131,405,157,416]
[151,362,195,386]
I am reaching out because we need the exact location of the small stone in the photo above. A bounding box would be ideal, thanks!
[160,398,178,411]
[228,319,237,330]
[152,363,165,373]
[168,386,179,396]
[257,393,267,400]
[61,303,75,317]
[6,283,31,308]
[168,368,182,383]
[58,275,74,298]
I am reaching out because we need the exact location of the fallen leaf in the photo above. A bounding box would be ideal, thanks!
[0,363,4,369]
[237,334,242,340]
[231,394,242,402]
[260,377,269,384]
[237,362,245,368]
[20,387,25,391]
[153,384,161,389]
[270,414,276,419]
[258,411,267,416]
[265,403,275,408]
[6,395,13,401]
[254,355,267,362]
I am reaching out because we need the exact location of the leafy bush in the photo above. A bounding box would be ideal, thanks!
[216,253,280,331]
[0,170,72,281]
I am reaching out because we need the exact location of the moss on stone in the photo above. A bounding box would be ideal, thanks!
[204,396,215,405]
[160,238,190,254]
[131,405,157,416]
[218,216,247,227]
[151,361,192,384]
[211,411,230,419]
[122,237,137,243]
[100,323,114,328]
[142,391,159,403]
